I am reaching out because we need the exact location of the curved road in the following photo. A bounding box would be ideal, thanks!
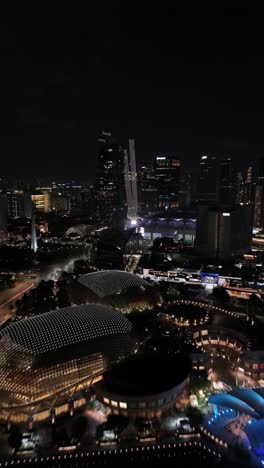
[0,281,34,326]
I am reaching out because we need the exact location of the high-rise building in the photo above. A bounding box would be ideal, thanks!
[196,203,253,259]
[242,165,253,204]
[179,172,192,209]
[0,193,7,239]
[254,185,263,228]
[253,158,264,229]
[154,156,181,210]
[95,130,125,225]
[24,193,33,218]
[218,156,237,204]
[138,164,158,214]
[31,190,51,213]
[124,139,139,222]
[51,194,71,212]
[197,155,217,202]
[6,191,25,219]
[80,187,95,218]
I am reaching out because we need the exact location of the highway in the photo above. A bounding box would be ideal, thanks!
[0,281,34,326]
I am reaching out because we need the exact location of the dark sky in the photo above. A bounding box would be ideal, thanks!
[1,4,264,181]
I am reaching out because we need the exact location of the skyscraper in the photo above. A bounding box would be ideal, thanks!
[124,139,139,222]
[218,156,237,204]
[254,185,263,228]
[0,193,7,239]
[138,164,158,214]
[196,203,253,259]
[6,191,25,219]
[31,190,51,213]
[154,156,181,210]
[242,165,253,204]
[197,155,217,202]
[253,158,264,229]
[95,131,125,225]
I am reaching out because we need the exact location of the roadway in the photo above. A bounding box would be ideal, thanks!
[0,281,34,326]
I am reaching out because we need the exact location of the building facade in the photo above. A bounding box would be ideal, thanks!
[196,203,253,259]
[95,131,125,225]
[197,155,218,202]
[6,191,25,219]
[154,156,181,210]
[218,156,238,205]
[0,193,7,239]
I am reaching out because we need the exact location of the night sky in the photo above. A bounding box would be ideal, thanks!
[1,4,264,180]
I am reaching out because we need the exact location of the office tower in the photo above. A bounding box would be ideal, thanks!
[138,164,158,214]
[95,130,125,225]
[31,213,38,253]
[196,203,253,259]
[124,139,139,222]
[51,194,71,212]
[197,155,217,202]
[218,156,237,204]
[179,172,192,208]
[256,157,264,185]
[237,171,244,204]
[0,193,7,239]
[242,166,253,204]
[254,185,263,228]
[24,193,33,218]
[6,191,25,219]
[154,155,181,210]
[80,187,95,218]
[253,158,264,229]
[31,190,51,213]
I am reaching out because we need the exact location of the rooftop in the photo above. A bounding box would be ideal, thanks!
[101,352,191,396]
[78,270,150,298]
[0,303,132,356]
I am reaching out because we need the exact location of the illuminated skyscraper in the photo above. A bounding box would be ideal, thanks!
[218,156,237,204]
[31,190,51,213]
[197,155,217,202]
[242,165,253,204]
[95,131,125,225]
[138,164,158,214]
[124,139,139,222]
[0,193,7,239]
[6,191,25,219]
[196,203,253,259]
[253,158,264,229]
[154,155,181,210]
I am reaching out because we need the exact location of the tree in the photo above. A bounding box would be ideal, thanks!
[71,416,87,440]
[153,237,174,250]
[56,280,71,308]
[212,286,230,305]
[52,427,69,446]
[189,369,210,395]
[248,293,263,316]
[106,414,128,433]
[185,405,203,427]
[8,428,22,450]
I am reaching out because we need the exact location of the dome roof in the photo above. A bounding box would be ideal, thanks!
[0,304,132,356]
[78,270,150,298]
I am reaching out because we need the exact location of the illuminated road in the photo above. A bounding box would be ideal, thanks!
[0,281,34,325]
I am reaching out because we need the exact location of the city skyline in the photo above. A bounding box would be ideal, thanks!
[1,4,264,467]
